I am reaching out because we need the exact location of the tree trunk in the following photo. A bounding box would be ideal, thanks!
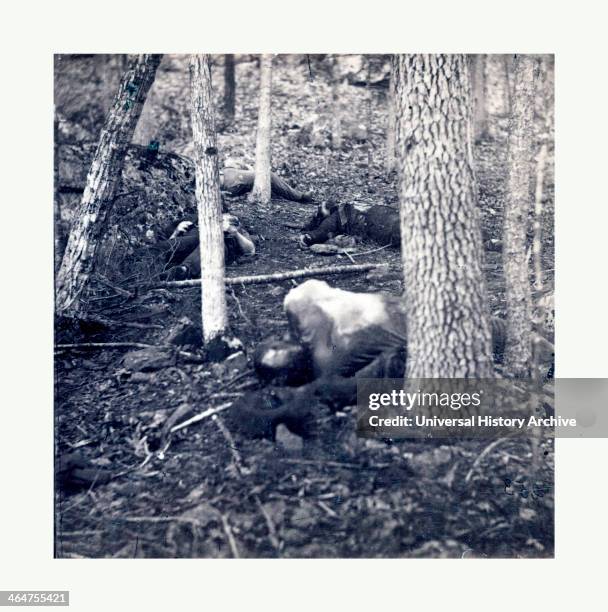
[532,142,547,291]
[53,107,64,274]
[484,54,510,139]
[469,54,486,142]
[55,54,162,315]
[223,54,236,127]
[249,54,273,204]
[503,54,536,376]
[189,54,228,342]
[395,54,493,378]
[385,56,397,174]
[330,55,343,150]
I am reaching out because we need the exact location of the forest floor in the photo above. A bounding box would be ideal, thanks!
[55,55,555,558]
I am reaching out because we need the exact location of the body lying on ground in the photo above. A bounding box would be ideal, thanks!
[147,213,255,280]
[300,202,400,247]
[233,280,523,439]
[220,165,313,203]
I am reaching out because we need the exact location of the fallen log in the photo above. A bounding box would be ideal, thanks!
[153,262,387,289]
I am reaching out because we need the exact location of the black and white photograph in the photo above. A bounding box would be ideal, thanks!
[53,53,555,559]
[3,1,608,610]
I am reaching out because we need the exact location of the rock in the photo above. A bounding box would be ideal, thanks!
[275,424,304,453]
[56,451,113,491]
[122,347,176,372]
[328,234,357,248]
[163,316,203,347]
[342,122,368,142]
[295,114,326,148]
[310,243,340,255]
[223,351,249,376]
[205,335,244,363]
[129,371,155,383]
[290,503,318,528]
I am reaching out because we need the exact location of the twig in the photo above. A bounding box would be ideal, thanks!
[212,414,248,475]
[56,341,156,351]
[170,402,233,434]
[351,243,392,257]
[254,498,280,551]
[342,250,356,264]
[464,437,513,484]
[317,500,338,518]
[153,263,385,288]
[219,513,241,558]
[212,413,281,554]
[55,342,202,362]
[94,274,134,298]
[229,287,253,326]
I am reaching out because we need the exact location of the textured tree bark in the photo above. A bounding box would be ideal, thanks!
[395,54,493,378]
[532,142,547,291]
[330,55,343,150]
[469,54,486,142]
[385,56,396,174]
[223,54,236,127]
[249,54,273,204]
[55,54,162,315]
[189,54,228,343]
[53,107,64,274]
[503,54,536,376]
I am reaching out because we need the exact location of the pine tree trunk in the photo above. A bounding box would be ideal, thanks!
[223,54,236,127]
[330,55,343,150]
[469,54,486,142]
[249,54,273,204]
[503,54,536,376]
[395,54,493,378]
[385,56,397,174]
[55,54,162,315]
[189,54,228,342]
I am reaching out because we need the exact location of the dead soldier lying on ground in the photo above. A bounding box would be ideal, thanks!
[231,280,555,440]
[145,212,255,280]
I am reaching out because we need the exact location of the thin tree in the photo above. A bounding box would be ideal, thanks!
[55,54,162,315]
[385,55,397,175]
[395,54,493,377]
[532,55,553,292]
[469,54,486,142]
[503,54,536,376]
[330,55,343,150]
[189,54,228,342]
[223,54,236,128]
[248,54,273,204]
[484,54,510,139]
[53,106,64,273]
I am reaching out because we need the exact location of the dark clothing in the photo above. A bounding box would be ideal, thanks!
[150,215,252,280]
[302,203,400,246]
[222,167,313,203]
[233,280,508,439]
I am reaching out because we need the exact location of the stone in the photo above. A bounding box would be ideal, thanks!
[122,347,176,372]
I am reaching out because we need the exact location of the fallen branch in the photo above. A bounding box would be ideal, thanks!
[93,274,134,298]
[56,342,157,351]
[152,262,386,288]
[55,342,202,362]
